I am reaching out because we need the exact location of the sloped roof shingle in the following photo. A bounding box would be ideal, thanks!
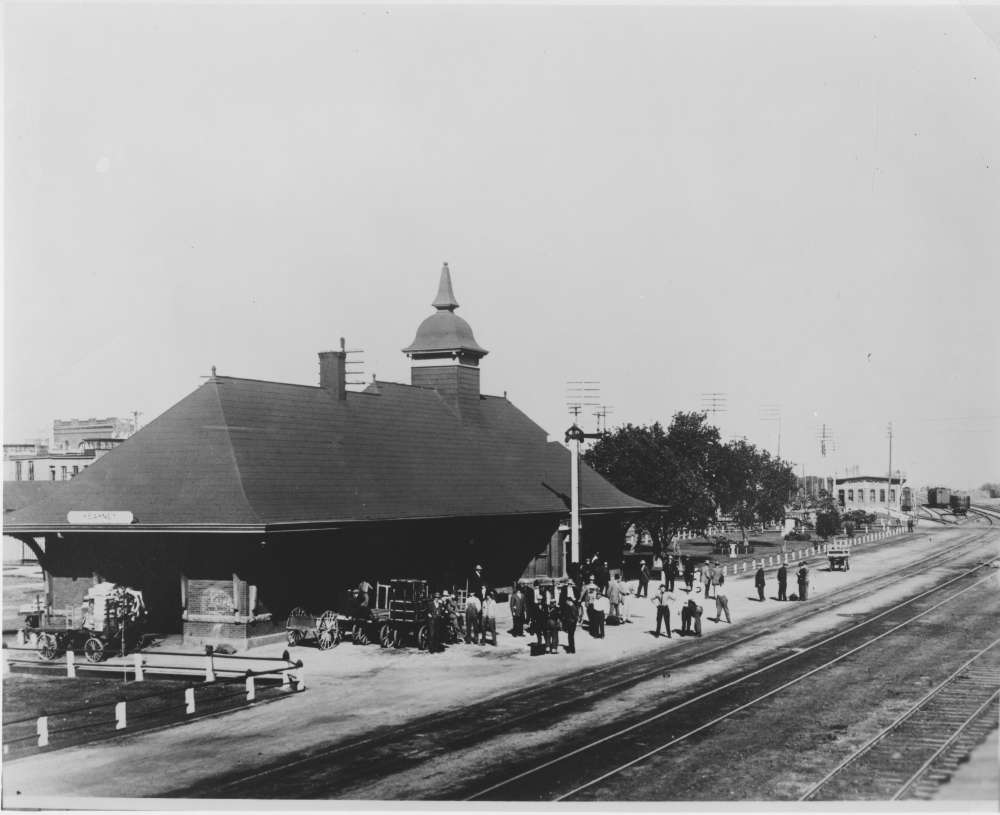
[3,376,654,533]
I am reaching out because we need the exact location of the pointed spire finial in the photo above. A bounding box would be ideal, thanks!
[431,261,460,311]
[211,365,217,377]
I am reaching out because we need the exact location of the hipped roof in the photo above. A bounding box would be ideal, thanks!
[4,377,655,534]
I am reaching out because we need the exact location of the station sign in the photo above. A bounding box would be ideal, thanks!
[66,510,134,525]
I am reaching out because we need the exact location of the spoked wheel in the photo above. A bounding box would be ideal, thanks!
[352,623,369,645]
[286,629,303,647]
[285,606,309,627]
[84,636,106,663]
[392,627,404,648]
[379,623,392,648]
[37,633,60,661]
[317,610,340,649]
[417,624,429,651]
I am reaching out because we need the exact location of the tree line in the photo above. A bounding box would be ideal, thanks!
[582,412,797,555]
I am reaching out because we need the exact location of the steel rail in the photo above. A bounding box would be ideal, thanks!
[799,638,1000,801]
[465,559,996,801]
[191,528,996,798]
[550,571,997,802]
[892,689,1000,800]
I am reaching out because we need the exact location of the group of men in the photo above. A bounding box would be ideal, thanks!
[754,561,811,601]
[424,565,498,653]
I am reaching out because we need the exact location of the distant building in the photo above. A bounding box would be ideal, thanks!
[52,417,135,451]
[836,475,906,513]
[3,418,133,481]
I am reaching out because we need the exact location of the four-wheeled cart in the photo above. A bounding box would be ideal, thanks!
[285,607,341,650]
[828,547,851,571]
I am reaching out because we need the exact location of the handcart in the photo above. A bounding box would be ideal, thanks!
[285,607,341,650]
[827,546,851,571]
[34,582,147,663]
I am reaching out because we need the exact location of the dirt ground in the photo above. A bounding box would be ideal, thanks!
[3,519,995,804]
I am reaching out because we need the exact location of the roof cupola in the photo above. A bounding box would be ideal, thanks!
[404,263,487,416]
[403,262,488,365]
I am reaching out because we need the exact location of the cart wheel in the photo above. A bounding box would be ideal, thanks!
[286,629,303,647]
[84,637,106,663]
[317,630,336,650]
[38,633,59,661]
[392,627,404,648]
[379,623,392,648]
[353,623,369,645]
[285,606,309,628]
[417,624,429,651]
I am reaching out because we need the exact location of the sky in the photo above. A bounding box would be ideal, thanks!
[4,2,999,491]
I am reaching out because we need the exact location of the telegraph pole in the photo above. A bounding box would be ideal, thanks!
[565,382,601,566]
[886,421,893,519]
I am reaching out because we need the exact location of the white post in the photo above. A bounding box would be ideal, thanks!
[295,664,305,691]
[132,653,144,682]
[37,716,49,748]
[66,649,76,679]
[205,653,216,683]
[115,701,127,730]
[570,438,580,565]
[28,631,38,648]
[245,674,256,702]
[16,629,25,647]
[281,669,290,689]
[185,686,195,714]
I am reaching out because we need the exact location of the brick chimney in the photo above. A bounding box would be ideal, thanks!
[318,338,347,400]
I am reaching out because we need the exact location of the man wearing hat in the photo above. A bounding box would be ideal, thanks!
[465,589,482,644]
[427,592,442,653]
[777,561,788,601]
[470,564,486,599]
[509,582,527,637]
[797,562,809,601]
[545,596,561,653]
[651,583,675,637]
[638,559,650,598]
[560,592,579,653]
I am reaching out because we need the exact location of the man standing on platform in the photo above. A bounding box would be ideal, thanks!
[509,583,526,637]
[560,593,578,653]
[777,562,788,601]
[797,562,809,601]
[755,566,766,601]
[651,584,674,637]
[638,560,650,597]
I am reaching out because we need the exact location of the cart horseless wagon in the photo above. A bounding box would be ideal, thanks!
[828,545,851,571]
[34,582,148,663]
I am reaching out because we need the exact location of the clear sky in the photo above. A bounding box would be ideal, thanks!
[4,3,999,491]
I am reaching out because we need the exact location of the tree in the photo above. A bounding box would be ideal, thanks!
[582,413,721,556]
[715,440,797,541]
[814,490,842,540]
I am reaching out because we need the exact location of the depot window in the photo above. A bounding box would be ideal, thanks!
[848,489,854,501]
[890,489,896,502]
[880,489,886,502]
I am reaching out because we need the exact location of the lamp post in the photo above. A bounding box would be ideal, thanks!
[565,423,605,566]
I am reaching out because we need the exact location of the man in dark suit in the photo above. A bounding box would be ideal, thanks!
[509,583,526,637]
[638,560,650,597]
[797,563,809,601]
[755,566,766,601]
[560,594,578,653]
[777,563,788,601]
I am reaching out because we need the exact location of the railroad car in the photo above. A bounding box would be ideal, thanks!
[949,494,971,516]
[900,486,913,513]
[926,487,952,508]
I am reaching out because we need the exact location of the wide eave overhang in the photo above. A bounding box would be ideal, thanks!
[3,503,659,537]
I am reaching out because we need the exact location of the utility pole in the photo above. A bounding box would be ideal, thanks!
[565,382,601,566]
[131,410,142,435]
[886,421,893,519]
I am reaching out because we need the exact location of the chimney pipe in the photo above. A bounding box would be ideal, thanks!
[318,337,347,400]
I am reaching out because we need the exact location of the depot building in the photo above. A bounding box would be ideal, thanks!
[4,265,652,648]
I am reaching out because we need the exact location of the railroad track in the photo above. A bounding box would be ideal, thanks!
[176,528,997,798]
[468,563,999,802]
[800,639,1000,801]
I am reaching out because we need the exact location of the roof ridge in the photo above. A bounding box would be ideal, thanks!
[209,382,264,526]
